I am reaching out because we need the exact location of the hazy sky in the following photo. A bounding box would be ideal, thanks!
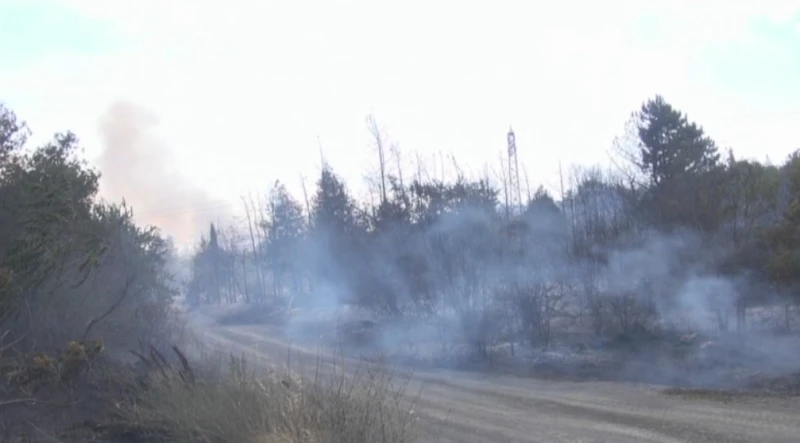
[1,0,799,245]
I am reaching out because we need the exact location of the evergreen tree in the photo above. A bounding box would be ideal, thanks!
[635,96,724,232]
[637,95,721,186]
[265,181,306,297]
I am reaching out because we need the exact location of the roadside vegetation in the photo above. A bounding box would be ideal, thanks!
[0,103,417,442]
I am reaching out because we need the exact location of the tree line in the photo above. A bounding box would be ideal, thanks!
[3,95,797,360]
[188,96,800,354]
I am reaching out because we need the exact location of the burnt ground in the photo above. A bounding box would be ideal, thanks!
[256,305,800,394]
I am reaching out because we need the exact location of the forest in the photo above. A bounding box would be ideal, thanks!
[0,95,798,441]
[187,96,799,364]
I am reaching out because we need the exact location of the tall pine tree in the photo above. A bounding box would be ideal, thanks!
[635,96,723,232]
[637,95,720,187]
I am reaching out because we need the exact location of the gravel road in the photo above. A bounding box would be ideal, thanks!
[203,324,800,443]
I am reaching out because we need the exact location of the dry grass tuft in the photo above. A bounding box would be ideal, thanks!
[2,341,419,443]
[112,347,419,443]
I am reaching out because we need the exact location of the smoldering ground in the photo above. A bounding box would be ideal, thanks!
[215,197,800,392]
[95,101,231,247]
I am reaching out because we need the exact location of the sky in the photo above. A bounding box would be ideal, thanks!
[1,0,799,247]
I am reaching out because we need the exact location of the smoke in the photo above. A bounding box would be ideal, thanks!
[96,101,230,247]
[196,160,798,391]
[270,199,800,389]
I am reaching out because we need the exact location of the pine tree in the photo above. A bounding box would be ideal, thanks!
[637,95,720,187]
[635,96,723,232]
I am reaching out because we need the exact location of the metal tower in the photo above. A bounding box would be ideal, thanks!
[507,127,523,215]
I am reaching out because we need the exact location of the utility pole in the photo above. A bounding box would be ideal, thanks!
[507,127,523,215]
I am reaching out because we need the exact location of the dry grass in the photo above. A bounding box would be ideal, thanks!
[1,342,420,443]
[660,372,800,402]
[114,347,419,443]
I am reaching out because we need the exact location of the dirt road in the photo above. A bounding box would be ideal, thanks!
[204,325,800,443]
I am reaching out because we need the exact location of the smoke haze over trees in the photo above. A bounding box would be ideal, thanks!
[181,96,800,388]
[2,92,799,392]
[0,101,417,443]
[1,92,799,441]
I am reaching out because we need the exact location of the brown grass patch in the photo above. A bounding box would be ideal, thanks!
[2,342,419,443]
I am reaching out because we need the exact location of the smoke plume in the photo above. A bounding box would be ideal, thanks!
[96,101,229,247]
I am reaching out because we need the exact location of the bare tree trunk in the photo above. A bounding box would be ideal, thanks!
[367,115,388,205]
[242,195,266,302]
[241,250,249,303]
[300,174,312,226]
[391,142,406,197]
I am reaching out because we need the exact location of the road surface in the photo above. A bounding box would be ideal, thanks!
[203,324,800,443]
